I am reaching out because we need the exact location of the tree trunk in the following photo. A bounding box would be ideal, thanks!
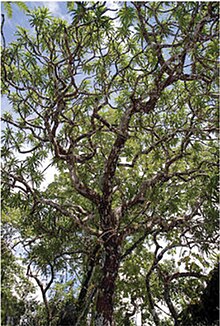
[95,232,122,326]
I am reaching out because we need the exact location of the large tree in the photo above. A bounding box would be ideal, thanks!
[1,2,219,326]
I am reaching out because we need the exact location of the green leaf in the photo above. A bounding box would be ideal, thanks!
[3,2,13,18]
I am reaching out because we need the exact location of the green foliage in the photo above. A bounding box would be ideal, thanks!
[29,7,52,28]
[2,2,13,18]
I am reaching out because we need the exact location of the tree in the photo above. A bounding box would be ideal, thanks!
[1,2,219,325]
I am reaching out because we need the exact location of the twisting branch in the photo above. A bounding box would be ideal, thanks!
[1,14,6,48]
[67,159,101,206]
[27,263,54,326]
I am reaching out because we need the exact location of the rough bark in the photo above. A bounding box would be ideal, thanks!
[95,232,122,326]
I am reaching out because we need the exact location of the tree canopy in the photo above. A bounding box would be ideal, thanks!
[1,2,219,326]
